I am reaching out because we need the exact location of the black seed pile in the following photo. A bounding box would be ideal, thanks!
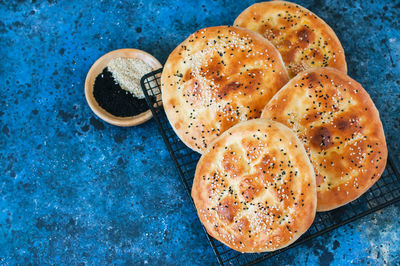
[93,67,151,117]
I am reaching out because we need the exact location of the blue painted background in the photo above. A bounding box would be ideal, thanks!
[1,0,399,265]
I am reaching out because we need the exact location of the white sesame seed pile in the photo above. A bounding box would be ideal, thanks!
[107,57,153,99]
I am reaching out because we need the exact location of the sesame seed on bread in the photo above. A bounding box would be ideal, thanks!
[161,26,289,153]
[234,1,347,78]
[191,119,316,252]
[262,67,387,211]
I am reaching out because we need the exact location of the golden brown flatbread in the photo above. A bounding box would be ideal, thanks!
[192,119,316,252]
[262,67,387,211]
[234,1,347,78]
[161,26,289,153]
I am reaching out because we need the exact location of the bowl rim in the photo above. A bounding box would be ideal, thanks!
[84,48,162,127]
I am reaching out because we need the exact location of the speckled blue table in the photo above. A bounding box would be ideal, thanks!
[1,0,399,265]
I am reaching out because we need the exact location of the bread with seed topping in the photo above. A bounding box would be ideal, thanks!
[262,67,387,211]
[161,26,289,153]
[191,119,316,252]
[234,1,347,78]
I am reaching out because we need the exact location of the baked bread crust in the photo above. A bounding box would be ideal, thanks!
[262,67,387,211]
[234,1,347,78]
[161,26,289,153]
[191,119,316,252]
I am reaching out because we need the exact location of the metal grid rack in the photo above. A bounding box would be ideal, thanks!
[141,69,400,266]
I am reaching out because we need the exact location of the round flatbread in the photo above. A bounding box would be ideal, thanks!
[262,67,387,211]
[161,26,289,153]
[234,1,347,78]
[192,119,316,253]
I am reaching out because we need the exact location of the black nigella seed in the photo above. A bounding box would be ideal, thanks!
[93,67,154,117]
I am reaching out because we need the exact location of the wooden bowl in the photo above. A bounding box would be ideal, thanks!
[85,48,162,127]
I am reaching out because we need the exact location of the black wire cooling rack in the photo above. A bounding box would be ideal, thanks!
[141,68,400,266]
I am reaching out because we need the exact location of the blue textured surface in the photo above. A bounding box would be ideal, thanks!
[1,0,399,265]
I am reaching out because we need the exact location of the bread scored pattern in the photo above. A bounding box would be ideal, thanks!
[262,68,387,211]
[234,1,347,78]
[191,119,316,253]
[161,26,289,153]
